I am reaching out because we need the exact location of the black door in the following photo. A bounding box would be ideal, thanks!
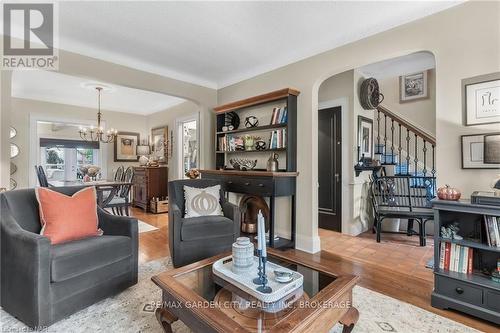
[318,107,342,232]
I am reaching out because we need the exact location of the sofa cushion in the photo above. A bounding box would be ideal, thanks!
[183,185,223,218]
[181,216,234,241]
[51,235,131,282]
[36,187,102,244]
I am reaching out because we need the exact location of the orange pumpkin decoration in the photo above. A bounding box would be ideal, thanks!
[437,184,461,201]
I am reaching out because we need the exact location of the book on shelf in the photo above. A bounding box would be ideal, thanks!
[270,106,288,125]
[268,129,287,149]
[484,215,500,247]
[439,241,473,274]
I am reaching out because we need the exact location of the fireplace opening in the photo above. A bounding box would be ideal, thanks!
[239,195,270,234]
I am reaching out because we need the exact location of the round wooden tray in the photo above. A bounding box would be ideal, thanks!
[214,289,309,332]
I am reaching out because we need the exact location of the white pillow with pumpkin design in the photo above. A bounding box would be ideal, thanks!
[183,185,224,218]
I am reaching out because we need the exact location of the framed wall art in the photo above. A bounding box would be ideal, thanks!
[463,72,500,125]
[114,132,140,162]
[151,126,169,160]
[461,133,500,169]
[399,70,429,103]
[358,116,373,159]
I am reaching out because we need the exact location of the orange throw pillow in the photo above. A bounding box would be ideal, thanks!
[35,187,102,244]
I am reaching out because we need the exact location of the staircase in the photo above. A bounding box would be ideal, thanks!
[374,105,436,180]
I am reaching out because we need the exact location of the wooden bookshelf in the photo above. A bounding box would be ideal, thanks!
[214,88,299,171]
[432,199,500,324]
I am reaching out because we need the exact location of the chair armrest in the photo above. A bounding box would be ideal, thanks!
[97,206,138,238]
[168,202,184,258]
[222,201,241,238]
[1,212,51,325]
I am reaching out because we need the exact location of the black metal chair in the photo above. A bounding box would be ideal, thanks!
[371,175,436,246]
[108,167,134,216]
[34,165,50,187]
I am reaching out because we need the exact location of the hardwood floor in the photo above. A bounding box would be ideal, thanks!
[131,208,497,332]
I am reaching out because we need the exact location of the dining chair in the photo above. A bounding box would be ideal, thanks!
[114,166,125,181]
[34,165,50,188]
[108,167,134,216]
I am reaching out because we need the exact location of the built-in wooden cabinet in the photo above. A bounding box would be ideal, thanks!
[133,166,168,212]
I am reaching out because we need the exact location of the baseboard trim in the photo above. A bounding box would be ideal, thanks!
[295,233,321,254]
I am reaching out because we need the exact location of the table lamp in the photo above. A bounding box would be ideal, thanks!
[137,145,151,166]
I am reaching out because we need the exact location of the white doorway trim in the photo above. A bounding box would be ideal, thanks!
[175,112,200,180]
[29,114,108,187]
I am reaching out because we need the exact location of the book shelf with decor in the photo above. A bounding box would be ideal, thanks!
[200,88,300,249]
[431,199,500,324]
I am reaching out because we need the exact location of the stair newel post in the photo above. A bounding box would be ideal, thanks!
[406,128,410,174]
[414,133,418,176]
[422,140,427,176]
[376,110,381,153]
[390,119,395,164]
[398,123,402,173]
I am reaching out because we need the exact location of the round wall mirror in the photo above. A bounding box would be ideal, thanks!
[10,143,19,158]
[9,127,17,139]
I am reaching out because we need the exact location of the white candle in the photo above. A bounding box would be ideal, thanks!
[259,211,267,257]
[256,210,262,251]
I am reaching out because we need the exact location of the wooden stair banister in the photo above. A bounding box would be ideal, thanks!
[377,105,436,146]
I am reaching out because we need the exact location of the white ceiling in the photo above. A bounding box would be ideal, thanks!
[359,51,436,79]
[12,71,186,115]
[54,1,462,89]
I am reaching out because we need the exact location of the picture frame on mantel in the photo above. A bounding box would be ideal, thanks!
[114,132,140,162]
[463,72,500,126]
[461,133,500,169]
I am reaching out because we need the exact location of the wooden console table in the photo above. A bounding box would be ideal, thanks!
[200,169,298,249]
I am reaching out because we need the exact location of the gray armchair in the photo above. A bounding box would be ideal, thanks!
[0,186,138,328]
[168,179,240,267]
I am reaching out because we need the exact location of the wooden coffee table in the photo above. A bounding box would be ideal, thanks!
[151,249,359,333]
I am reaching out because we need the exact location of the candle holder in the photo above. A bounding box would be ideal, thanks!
[256,256,272,294]
[253,249,263,285]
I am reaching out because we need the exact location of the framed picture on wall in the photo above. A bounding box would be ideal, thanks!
[462,72,500,125]
[399,70,429,103]
[114,132,139,162]
[358,116,373,160]
[461,133,500,169]
[151,126,169,160]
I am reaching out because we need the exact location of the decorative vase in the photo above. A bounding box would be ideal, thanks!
[244,136,255,151]
[267,153,279,172]
[232,237,254,275]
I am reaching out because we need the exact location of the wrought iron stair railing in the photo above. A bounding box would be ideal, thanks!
[375,105,436,178]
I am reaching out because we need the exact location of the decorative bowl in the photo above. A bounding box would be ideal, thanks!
[229,158,257,171]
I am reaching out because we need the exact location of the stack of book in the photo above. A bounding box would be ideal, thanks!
[218,135,243,152]
[438,241,473,274]
[269,129,286,149]
[484,215,500,247]
[270,107,287,125]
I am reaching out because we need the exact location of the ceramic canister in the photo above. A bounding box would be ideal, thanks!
[232,237,254,274]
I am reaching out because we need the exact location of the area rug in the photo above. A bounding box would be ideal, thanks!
[138,220,159,233]
[0,258,479,333]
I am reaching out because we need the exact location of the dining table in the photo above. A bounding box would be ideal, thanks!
[48,180,133,208]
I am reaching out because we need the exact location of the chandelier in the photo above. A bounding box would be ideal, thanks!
[79,87,117,143]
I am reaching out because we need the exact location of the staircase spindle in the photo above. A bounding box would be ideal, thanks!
[390,119,395,163]
[406,129,410,173]
[376,110,381,151]
[398,124,402,173]
[384,114,387,156]
[422,140,427,176]
[431,144,436,177]
[414,133,418,176]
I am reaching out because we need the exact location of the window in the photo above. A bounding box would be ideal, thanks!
[178,119,198,178]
